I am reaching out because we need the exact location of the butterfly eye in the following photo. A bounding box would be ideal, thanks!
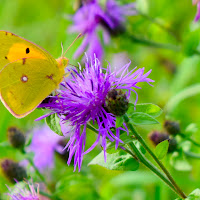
[26,48,30,54]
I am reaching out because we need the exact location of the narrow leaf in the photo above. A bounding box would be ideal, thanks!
[46,113,63,136]
[89,151,139,171]
[116,116,124,128]
[155,140,169,160]
[129,112,159,125]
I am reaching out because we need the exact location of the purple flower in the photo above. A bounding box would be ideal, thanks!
[6,180,39,200]
[193,0,200,21]
[69,0,137,60]
[38,55,154,171]
[28,125,64,172]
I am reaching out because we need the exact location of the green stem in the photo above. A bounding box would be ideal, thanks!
[138,11,179,41]
[21,149,54,194]
[126,143,178,195]
[123,114,187,199]
[124,32,181,52]
[184,151,200,159]
[87,123,98,134]
[179,133,200,148]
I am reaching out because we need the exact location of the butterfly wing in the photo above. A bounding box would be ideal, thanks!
[0,30,55,71]
[0,58,63,118]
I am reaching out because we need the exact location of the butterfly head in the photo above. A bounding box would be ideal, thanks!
[56,57,69,69]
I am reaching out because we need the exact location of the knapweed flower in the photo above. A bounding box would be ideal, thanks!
[68,0,137,60]
[28,125,65,172]
[193,0,200,21]
[6,180,39,200]
[38,55,154,171]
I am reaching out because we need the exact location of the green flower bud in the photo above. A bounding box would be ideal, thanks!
[7,126,25,149]
[1,159,27,183]
[106,89,129,116]
[168,138,178,153]
[164,120,180,136]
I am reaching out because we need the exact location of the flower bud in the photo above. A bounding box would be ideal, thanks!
[1,159,27,183]
[7,126,25,149]
[164,120,180,136]
[149,131,169,146]
[106,89,129,116]
[168,138,178,153]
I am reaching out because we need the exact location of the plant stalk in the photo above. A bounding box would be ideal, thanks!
[123,114,187,199]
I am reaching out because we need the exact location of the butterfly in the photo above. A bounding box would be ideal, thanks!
[0,31,81,118]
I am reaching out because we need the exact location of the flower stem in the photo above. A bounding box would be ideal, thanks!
[184,151,200,159]
[123,114,187,199]
[21,149,54,194]
[179,133,200,148]
[123,32,181,52]
[138,10,179,41]
[125,143,179,196]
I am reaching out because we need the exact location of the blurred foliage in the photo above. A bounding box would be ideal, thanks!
[0,0,200,199]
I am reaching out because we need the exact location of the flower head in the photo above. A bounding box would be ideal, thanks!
[7,180,39,200]
[39,55,154,171]
[69,0,137,60]
[28,125,64,172]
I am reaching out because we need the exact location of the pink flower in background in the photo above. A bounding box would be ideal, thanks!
[28,125,64,172]
[193,0,200,21]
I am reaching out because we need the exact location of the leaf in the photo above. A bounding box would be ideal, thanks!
[129,112,159,125]
[170,152,192,171]
[89,151,139,171]
[107,132,135,153]
[127,103,162,118]
[155,140,169,160]
[134,141,146,155]
[176,188,200,200]
[183,29,200,56]
[165,84,200,114]
[185,123,198,136]
[116,116,124,128]
[46,113,63,136]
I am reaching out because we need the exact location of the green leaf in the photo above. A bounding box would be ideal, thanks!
[45,113,63,136]
[170,152,192,171]
[89,151,139,171]
[185,123,198,136]
[165,84,200,114]
[183,29,200,56]
[134,141,146,155]
[116,116,124,128]
[129,112,159,125]
[127,103,162,118]
[107,132,135,153]
[176,188,200,200]
[155,140,169,160]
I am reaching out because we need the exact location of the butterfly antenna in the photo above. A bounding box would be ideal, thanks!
[63,33,82,57]
[61,42,64,57]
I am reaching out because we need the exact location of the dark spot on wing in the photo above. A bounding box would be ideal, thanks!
[22,58,26,65]
[26,48,30,54]
[5,56,7,59]
[5,32,7,35]
[46,74,54,80]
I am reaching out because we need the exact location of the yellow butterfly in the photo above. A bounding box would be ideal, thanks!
[0,31,81,118]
